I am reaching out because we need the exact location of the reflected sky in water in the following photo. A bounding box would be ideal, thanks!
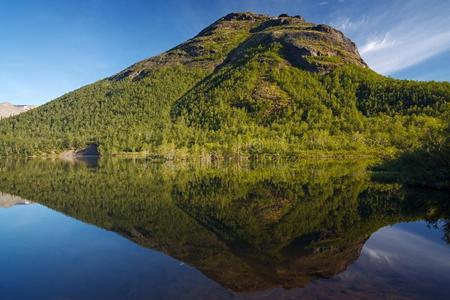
[1,203,449,300]
[291,222,450,299]
[0,204,226,300]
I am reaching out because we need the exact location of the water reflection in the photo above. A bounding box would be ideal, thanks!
[0,159,448,299]
[0,192,32,208]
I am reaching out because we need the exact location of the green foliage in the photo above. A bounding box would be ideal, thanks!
[0,66,209,155]
[372,109,450,189]
[171,51,449,157]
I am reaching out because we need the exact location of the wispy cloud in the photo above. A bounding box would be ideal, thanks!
[331,0,450,74]
[360,33,396,55]
[360,26,450,74]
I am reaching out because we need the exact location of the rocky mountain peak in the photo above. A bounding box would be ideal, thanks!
[111,12,366,80]
[221,12,267,21]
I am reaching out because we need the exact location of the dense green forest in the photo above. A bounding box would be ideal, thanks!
[0,159,448,290]
[0,13,448,160]
[372,109,450,189]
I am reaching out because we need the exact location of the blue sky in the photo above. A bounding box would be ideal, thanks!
[1,0,449,105]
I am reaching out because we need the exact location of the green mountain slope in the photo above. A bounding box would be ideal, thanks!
[0,12,449,157]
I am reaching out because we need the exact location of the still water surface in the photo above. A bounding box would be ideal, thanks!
[0,159,449,300]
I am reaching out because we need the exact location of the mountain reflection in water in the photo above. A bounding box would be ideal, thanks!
[0,159,448,299]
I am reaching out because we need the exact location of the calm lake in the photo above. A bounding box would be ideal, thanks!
[0,159,449,300]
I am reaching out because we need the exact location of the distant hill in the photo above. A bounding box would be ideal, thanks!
[0,102,35,119]
[0,12,448,158]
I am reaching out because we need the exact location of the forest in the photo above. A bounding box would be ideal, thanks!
[0,62,448,160]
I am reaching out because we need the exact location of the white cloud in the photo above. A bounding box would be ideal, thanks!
[365,31,450,74]
[334,18,353,31]
[331,0,450,75]
[360,33,396,55]
[333,16,370,33]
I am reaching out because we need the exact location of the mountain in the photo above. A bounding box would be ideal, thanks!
[0,12,448,157]
[0,102,35,119]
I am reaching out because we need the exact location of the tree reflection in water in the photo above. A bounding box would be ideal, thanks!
[0,158,448,291]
